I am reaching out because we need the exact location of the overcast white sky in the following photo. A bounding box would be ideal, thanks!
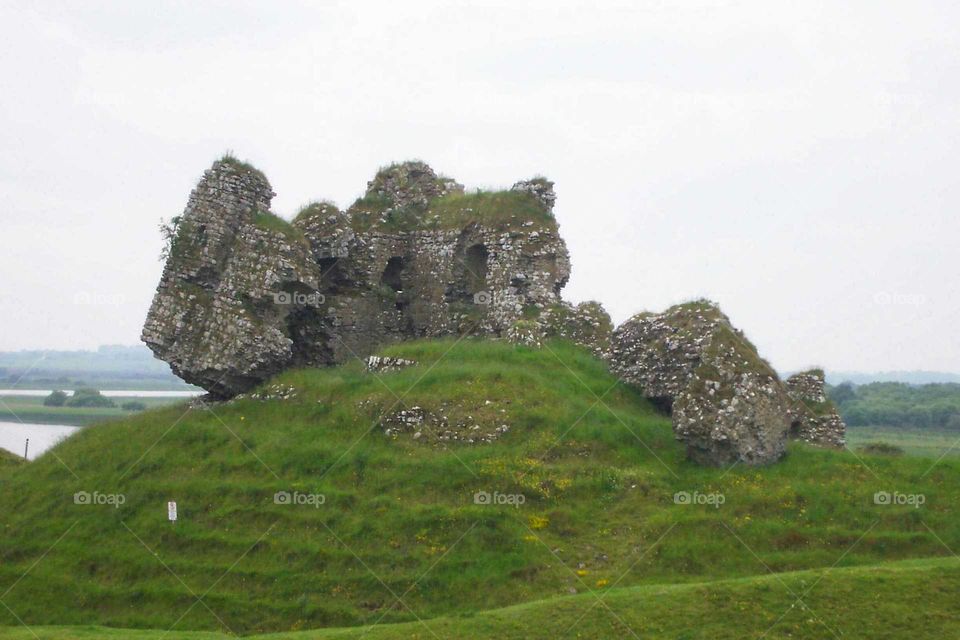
[0,0,957,374]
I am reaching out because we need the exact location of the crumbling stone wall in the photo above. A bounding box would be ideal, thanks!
[537,301,613,359]
[610,301,792,466]
[785,370,846,448]
[141,161,320,398]
[143,159,570,397]
[785,370,827,403]
[143,156,842,470]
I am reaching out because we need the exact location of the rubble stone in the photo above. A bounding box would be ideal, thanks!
[610,300,792,466]
[785,369,846,448]
[366,355,417,374]
[538,301,613,359]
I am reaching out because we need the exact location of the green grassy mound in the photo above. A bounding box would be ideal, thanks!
[0,448,24,471]
[0,340,958,636]
[2,557,958,639]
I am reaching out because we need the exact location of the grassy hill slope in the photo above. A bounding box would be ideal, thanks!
[1,557,959,639]
[0,340,958,636]
[0,448,24,471]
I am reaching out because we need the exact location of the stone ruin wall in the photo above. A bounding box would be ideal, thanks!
[785,370,847,448]
[143,159,570,398]
[610,302,793,466]
[608,303,847,465]
[143,157,844,466]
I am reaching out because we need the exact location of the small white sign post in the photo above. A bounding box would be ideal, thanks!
[167,501,178,523]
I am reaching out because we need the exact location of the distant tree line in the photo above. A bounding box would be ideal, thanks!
[43,389,145,411]
[828,382,960,429]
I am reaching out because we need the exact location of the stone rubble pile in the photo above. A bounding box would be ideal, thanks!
[365,355,417,374]
[537,301,613,359]
[380,403,512,444]
[510,178,557,211]
[611,301,797,466]
[785,370,846,448]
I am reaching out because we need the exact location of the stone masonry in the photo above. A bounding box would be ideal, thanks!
[143,158,569,397]
[143,156,843,468]
[610,301,793,466]
[785,370,846,448]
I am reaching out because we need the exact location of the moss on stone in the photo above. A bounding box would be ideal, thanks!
[252,210,307,243]
[428,190,555,228]
[218,152,269,183]
[801,397,839,416]
[292,201,341,225]
[345,189,556,233]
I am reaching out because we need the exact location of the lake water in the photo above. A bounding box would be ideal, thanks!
[0,421,81,460]
[0,389,201,398]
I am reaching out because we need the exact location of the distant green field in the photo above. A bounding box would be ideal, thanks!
[0,345,196,391]
[0,379,197,392]
[846,425,960,459]
[0,396,187,426]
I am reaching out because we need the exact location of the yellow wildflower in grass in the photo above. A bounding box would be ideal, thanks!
[528,515,549,530]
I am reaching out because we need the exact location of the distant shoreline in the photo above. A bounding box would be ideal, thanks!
[0,389,201,397]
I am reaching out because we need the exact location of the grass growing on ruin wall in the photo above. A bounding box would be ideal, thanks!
[217,153,269,184]
[252,210,307,243]
[1,340,959,635]
[427,189,554,228]
[346,189,556,233]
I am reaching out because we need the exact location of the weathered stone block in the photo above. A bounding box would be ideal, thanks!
[610,301,791,466]
[785,369,847,448]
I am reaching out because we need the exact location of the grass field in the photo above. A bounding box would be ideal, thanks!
[0,339,957,638]
[846,425,960,459]
[1,556,958,639]
[0,395,186,426]
[0,448,24,471]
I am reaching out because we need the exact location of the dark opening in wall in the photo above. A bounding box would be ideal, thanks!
[381,256,407,311]
[789,420,802,438]
[318,257,350,293]
[445,235,492,306]
[463,244,489,295]
[649,396,673,415]
[382,257,405,292]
